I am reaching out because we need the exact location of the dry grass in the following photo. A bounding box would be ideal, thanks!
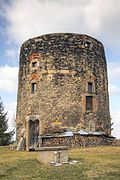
[0,146,120,180]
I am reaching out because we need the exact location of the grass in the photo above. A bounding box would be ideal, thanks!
[0,146,120,180]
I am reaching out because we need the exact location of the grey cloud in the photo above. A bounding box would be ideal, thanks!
[4,0,89,43]
[2,0,120,53]
[1,0,120,50]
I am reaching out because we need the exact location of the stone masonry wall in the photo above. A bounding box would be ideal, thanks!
[41,135,113,148]
[16,33,111,146]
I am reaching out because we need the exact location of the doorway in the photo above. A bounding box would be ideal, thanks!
[29,119,39,149]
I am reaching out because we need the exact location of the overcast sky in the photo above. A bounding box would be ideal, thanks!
[0,0,120,138]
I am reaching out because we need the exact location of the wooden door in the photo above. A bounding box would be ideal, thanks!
[29,120,39,149]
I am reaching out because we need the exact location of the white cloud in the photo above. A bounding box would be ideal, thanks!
[108,62,120,138]
[6,110,16,141]
[3,0,87,43]
[1,0,120,50]
[3,101,17,137]
[7,110,16,128]
[5,101,17,112]
[111,110,120,139]
[108,62,120,97]
[5,48,19,63]
[84,0,120,49]
[0,65,18,93]
[109,83,120,95]
[108,62,120,81]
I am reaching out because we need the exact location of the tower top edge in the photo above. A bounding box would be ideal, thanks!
[21,33,103,48]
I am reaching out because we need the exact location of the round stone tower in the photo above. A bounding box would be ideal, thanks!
[16,33,111,150]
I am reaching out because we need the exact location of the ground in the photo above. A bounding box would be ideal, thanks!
[0,146,120,180]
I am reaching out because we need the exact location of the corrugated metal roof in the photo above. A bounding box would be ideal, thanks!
[74,130,106,135]
[91,131,106,135]
[76,130,88,135]
[39,130,106,138]
[61,131,73,137]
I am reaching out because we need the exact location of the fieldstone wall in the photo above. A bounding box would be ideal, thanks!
[16,33,111,149]
[41,135,113,148]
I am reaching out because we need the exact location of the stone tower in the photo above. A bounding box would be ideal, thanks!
[16,33,111,150]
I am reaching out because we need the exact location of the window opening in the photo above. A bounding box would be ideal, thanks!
[86,96,93,111]
[31,83,37,93]
[85,41,90,48]
[32,62,37,68]
[88,82,93,92]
